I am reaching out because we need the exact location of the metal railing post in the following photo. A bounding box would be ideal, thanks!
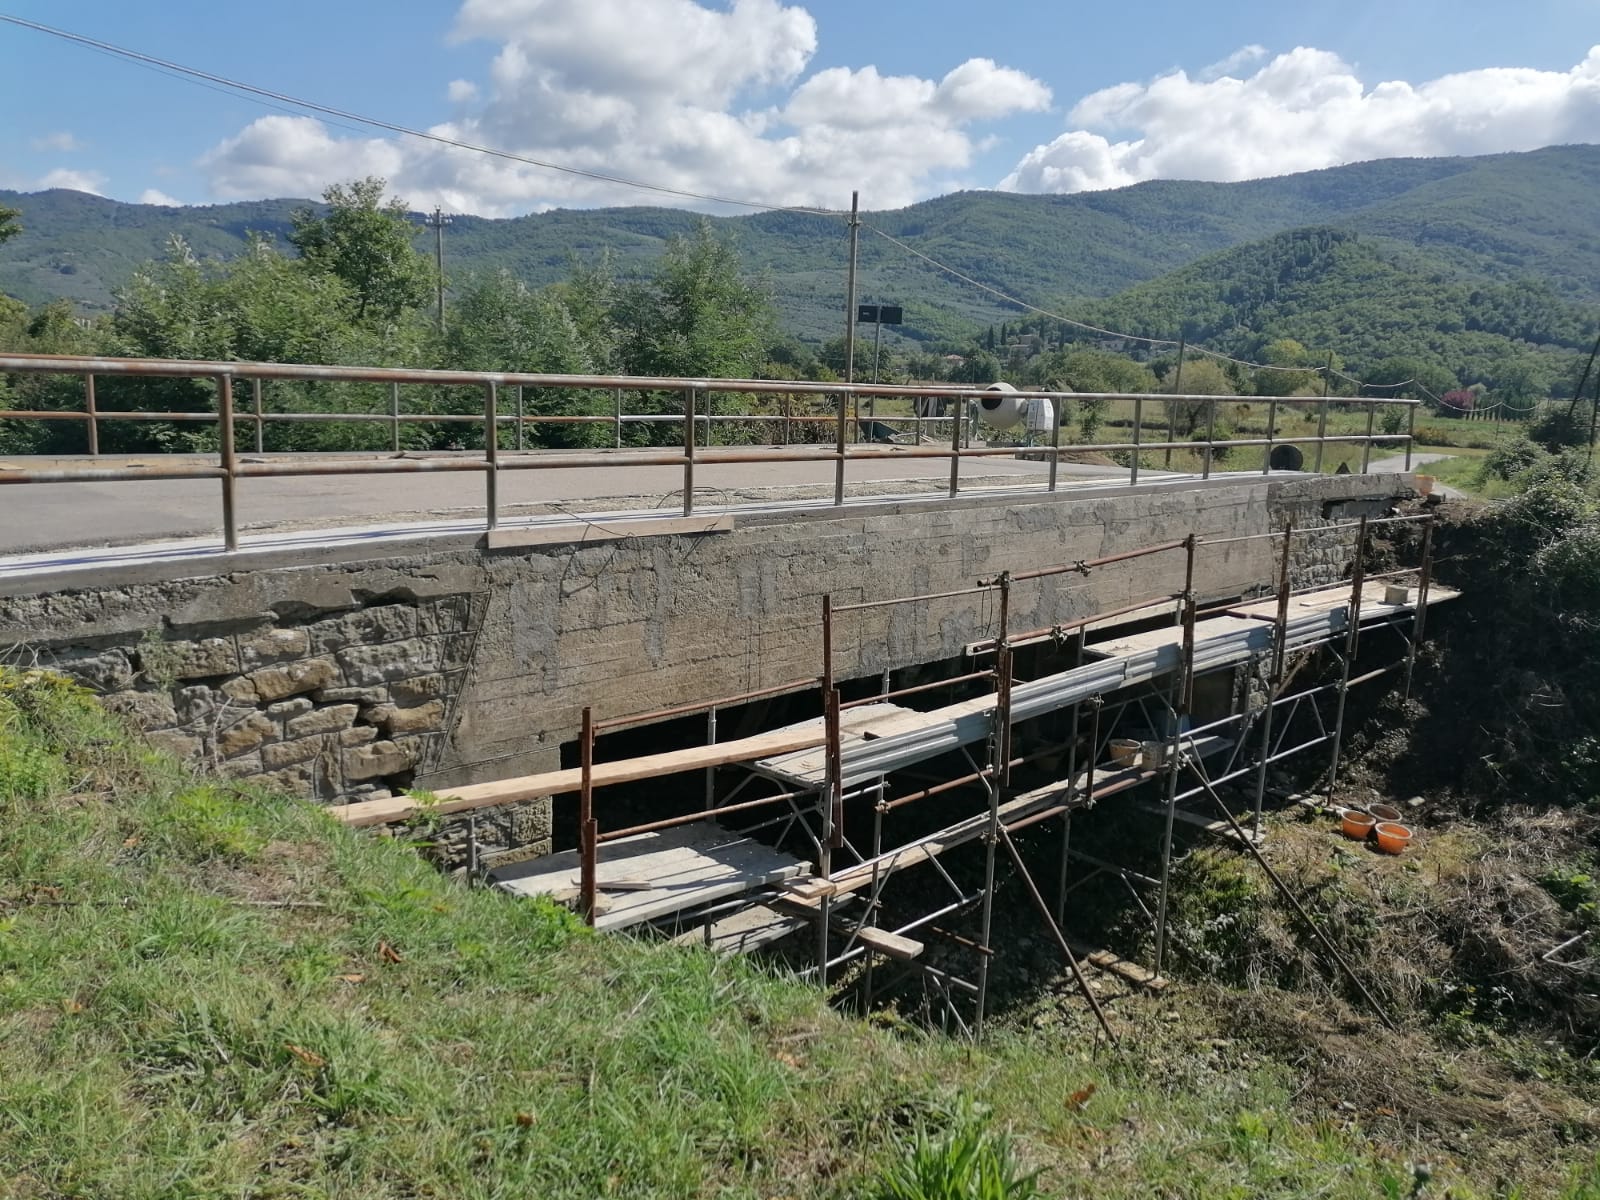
[216,375,238,553]
[1130,395,1142,484]
[1313,355,1332,473]
[683,386,696,517]
[83,373,98,456]
[948,396,962,498]
[1202,397,1216,479]
[580,706,597,925]
[833,389,848,506]
[251,378,264,454]
[515,385,524,452]
[390,381,401,453]
[1048,395,1061,492]
[614,388,623,449]
[1361,400,1376,473]
[1405,395,1416,472]
[1262,398,1278,474]
[484,382,499,530]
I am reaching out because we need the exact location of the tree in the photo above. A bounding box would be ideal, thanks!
[0,206,19,246]
[288,178,432,325]
[442,269,603,448]
[1167,356,1234,437]
[616,221,776,380]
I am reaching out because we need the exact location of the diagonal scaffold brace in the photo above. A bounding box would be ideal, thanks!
[998,824,1120,1047]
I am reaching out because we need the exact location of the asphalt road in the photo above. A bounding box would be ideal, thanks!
[0,449,1146,555]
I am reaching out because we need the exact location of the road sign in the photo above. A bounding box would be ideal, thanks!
[857,304,903,325]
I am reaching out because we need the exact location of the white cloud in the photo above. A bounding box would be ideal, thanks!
[37,167,106,195]
[139,188,183,207]
[1003,45,1600,194]
[201,115,405,200]
[1199,44,1267,82]
[31,131,82,152]
[198,0,1049,214]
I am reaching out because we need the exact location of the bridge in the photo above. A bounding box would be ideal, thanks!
[0,353,1439,1029]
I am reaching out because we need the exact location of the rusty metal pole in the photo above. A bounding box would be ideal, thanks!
[580,706,597,925]
[1252,524,1293,836]
[948,395,962,498]
[1202,397,1216,480]
[1048,392,1061,492]
[1327,517,1367,793]
[1057,625,1087,926]
[83,374,98,456]
[1403,516,1436,701]
[1263,398,1278,474]
[1154,539,1197,975]
[614,388,623,449]
[1131,395,1142,485]
[216,375,238,553]
[1314,352,1332,473]
[999,826,1119,1046]
[683,386,696,517]
[836,191,859,507]
[484,382,499,530]
[1361,400,1376,473]
[1165,338,1184,469]
[514,385,524,452]
[1405,392,1417,472]
[251,378,264,455]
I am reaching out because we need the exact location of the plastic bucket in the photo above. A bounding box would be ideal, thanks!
[1415,474,1436,496]
[1375,821,1413,855]
[1109,738,1141,767]
[1369,802,1402,823]
[1341,810,1377,840]
[1383,583,1410,605]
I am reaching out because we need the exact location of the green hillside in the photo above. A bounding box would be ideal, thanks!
[1078,226,1599,394]
[3,145,1598,348]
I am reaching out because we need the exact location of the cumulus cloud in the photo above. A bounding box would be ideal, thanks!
[198,0,1049,214]
[37,167,106,195]
[139,188,183,207]
[1199,44,1267,82]
[202,115,404,200]
[1002,45,1600,194]
[31,131,82,152]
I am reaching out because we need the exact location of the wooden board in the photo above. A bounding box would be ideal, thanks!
[1226,581,1461,623]
[491,821,809,932]
[329,704,908,827]
[668,904,806,955]
[856,926,925,961]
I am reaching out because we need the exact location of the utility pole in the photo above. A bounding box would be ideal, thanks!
[425,206,452,333]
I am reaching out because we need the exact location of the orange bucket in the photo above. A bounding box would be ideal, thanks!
[1375,821,1413,855]
[1341,810,1377,840]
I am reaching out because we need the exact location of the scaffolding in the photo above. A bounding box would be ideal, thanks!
[334,512,1453,1035]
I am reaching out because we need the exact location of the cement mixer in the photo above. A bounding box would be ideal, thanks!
[977,381,1024,430]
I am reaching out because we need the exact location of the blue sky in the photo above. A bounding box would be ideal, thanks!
[1,0,1597,213]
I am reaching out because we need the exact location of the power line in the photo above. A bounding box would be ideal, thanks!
[0,13,845,220]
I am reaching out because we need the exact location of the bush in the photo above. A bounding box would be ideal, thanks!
[865,1104,1043,1200]
[1529,402,1595,452]
[1481,436,1550,482]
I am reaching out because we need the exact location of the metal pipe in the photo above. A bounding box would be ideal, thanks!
[217,376,238,553]
[1202,397,1216,479]
[83,373,98,456]
[1361,401,1376,473]
[483,382,499,530]
[251,380,264,454]
[1131,395,1142,485]
[841,669,994,708]
[1252,524,1292,837]
[1403,516,1435,701]
[683,386,696,518]
[391,381,402,453]
[1314,353,1332,473]
[1048,397,1061,492]
[949,391,962,498]
[998,826,1118,1045]
[1263,397,1278,474]
[579,706,597,925]
[597,786,805,842]
[514,385,524,452]
[1327,517,1367,793]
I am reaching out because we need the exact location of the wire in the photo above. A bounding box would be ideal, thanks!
[0,12,845,220]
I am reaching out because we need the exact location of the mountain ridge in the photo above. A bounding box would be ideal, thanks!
[2,144,1597,348]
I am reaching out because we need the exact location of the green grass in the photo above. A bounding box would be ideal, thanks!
[3,667,1600,1197]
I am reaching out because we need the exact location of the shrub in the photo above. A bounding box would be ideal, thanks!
[864,1104,1043,1200]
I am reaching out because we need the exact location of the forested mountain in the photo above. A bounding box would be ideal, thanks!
[3,144,1598,347]
[1078,227,1599,397]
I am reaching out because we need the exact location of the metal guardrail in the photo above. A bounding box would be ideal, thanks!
[0,353,1419,552]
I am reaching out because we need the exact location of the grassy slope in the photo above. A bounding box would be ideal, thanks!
[3,668,1600,1198]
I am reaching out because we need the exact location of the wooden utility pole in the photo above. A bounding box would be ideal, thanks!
[425,207,452,333]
